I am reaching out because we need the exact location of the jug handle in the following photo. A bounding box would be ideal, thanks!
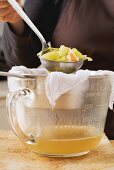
[7,89,35,143]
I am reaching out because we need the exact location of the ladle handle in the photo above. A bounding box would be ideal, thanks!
[7,0,47,49]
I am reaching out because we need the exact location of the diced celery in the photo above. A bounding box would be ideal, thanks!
[72,48,84,60]
[42,51,60,61]
[38,45,92,62]
[84,56,93,61]
[56,56,67,62]
[59,45,69,57]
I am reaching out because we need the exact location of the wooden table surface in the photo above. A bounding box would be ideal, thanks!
[110,140,114,147]
[0,130,114,170]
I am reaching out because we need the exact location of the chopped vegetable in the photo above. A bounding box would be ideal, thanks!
[42,51,60,61]
[37,45,93,62]
[59,45,69,57]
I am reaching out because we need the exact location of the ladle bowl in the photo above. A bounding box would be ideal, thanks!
[40,58,83,73]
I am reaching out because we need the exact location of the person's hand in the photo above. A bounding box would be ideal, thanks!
[0,0,22,24]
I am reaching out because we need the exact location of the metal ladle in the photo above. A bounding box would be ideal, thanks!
[7,0,83,74]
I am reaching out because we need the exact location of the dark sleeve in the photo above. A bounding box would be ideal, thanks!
[3,23,40,68]
[105,109,114,140]
[2,0,59,68]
